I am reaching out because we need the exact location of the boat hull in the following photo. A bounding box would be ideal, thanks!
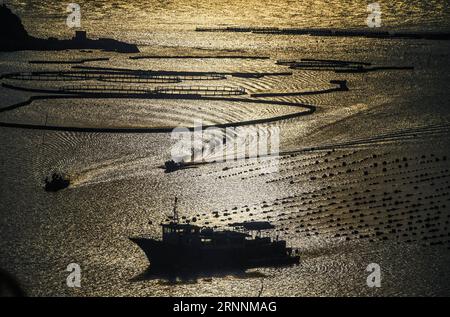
[130,237,299,272]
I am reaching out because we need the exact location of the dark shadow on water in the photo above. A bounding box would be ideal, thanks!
[0,269,25,297]
[130,266,268,284]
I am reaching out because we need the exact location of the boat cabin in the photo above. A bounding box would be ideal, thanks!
[162,223,200,243]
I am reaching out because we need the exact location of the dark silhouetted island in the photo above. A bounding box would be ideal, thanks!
[0,4,139,53]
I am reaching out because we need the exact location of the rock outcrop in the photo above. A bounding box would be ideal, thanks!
[0,4,139,53]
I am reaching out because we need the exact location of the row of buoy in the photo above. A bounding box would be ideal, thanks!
[193,148,450,250]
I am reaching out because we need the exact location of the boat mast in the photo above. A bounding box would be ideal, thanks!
[172,197,179,224]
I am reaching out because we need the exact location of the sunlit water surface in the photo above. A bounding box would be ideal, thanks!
[1,1,450,296]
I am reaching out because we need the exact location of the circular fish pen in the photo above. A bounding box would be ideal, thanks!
[57,84,247,96]
[154,85,246,96]
[1,71,227,83]
[35,85,246,96]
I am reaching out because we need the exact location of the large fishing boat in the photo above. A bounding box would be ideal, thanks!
[130,198,299,272]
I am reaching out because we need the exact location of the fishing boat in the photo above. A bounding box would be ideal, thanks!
[130,198,299,272]
[44,172,70,192]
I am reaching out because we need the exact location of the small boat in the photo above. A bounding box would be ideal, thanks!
[164,160,191,173]
[44,172,70,192]
[164,160,186,173]
[130,198,300,273]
